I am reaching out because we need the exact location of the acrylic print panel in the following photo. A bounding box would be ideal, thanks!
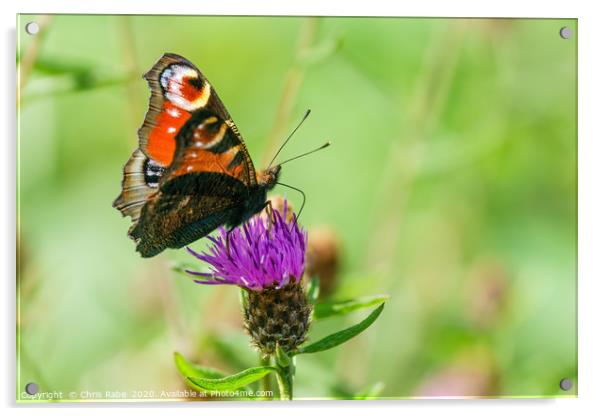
[16,14,577,402]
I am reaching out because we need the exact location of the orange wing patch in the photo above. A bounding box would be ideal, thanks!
[171,146,244,179]
[170,117,247,181]
[139,55,213,167]
[146,102,191,166]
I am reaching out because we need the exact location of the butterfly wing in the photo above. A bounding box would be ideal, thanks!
[138,52,257,183]
[113,149,164,231]
[131,108,264,257]
[114,53,262,257]
[130,191,243,258]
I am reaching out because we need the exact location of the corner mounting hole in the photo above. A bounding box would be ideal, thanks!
[25,22,39,35]
[25,382,39,395]
[559,378,573,391]
[559,26,572,39]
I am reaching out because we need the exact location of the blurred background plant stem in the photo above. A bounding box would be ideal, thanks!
[117,15,144,133]
[366,21,466,276]
[261,17,318,165]
[17,15,52,102]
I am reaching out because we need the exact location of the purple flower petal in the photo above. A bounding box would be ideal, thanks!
[186,200,306,291]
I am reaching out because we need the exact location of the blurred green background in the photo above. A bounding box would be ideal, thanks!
[17,15,577,400]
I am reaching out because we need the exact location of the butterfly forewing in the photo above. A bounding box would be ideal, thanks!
[138,53,255,178]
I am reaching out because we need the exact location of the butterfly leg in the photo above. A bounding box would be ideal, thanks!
[263,200,275,233]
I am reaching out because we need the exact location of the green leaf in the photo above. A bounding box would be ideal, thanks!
[175,352,252,393]
[307,276,320,304]
[275,345,290,368]
[314,295,389,320]
[297,303,385,355]
[174,352,227,380]
[188,366,277,392]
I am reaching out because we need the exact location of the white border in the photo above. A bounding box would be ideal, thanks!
[3,1,601,415]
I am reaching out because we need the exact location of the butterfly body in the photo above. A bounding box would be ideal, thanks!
[113,53,280,257]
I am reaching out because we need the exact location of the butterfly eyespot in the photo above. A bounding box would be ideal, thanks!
[159,67,175,90]
[160,64,198,89]
[143,157,165,188]
[160,64,211,112]
[187,76,203,89]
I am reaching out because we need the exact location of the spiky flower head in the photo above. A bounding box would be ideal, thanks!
[187,200,312,354]
[186,203,306,290]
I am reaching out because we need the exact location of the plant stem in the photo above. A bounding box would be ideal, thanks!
[117,15,145,136]
[259,354,273,398]
[364,21,466,276]
[275,360,294,400]
[17,15,53,105]
[18,15,53,87]
[261,17,318,166]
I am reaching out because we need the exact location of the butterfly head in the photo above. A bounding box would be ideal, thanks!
[257,165,281,190]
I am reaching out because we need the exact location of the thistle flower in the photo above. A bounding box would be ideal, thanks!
[186,201,312,355]
[186,204,305,291]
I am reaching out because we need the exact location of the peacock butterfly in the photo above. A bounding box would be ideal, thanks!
[113,53,284,257]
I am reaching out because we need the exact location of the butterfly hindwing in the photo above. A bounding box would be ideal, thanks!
[130,109,260,257]
[133,166,253,257]
[113,149,163,226]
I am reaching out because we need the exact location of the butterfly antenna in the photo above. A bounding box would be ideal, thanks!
[276,141,331,166]
[276,182,306,222]
[268,109,312,169]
